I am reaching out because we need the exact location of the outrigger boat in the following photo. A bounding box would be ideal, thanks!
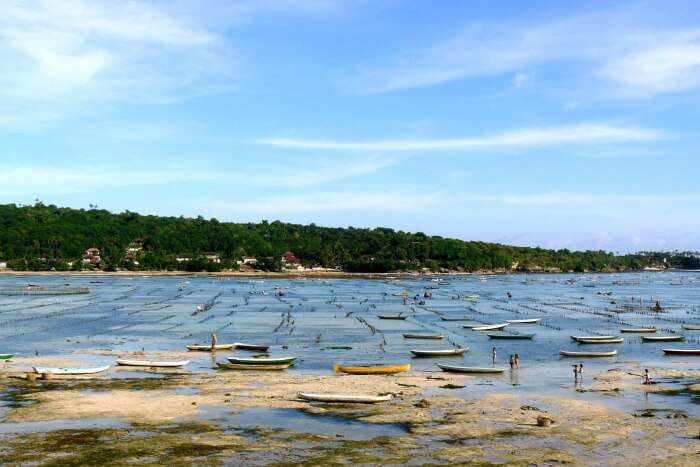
[234,342,270,351]
[577,337,624,344]
[378,315,407,320]
[402,333,445,339]
[218,362,293,370]
[437,364,505,374]
[662,348,700,355]
[297,392,392,404]
[32,365,110,375]
[505,318,541,324]
[487,333,534,340]
[333,363,410,375]
[0,354,14,360]
[641,335,684,342]
[116,359,189,368]
[682,325,700,330]
[471,323,509,331]
[571,335,616,342]
[441,316,473,321]
[620,328,656,333]
[560,350,617,357]
[410,348,467,357]
[227,356,296,365]
[186,344,235,351]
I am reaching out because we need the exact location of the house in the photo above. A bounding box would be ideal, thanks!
[241,256,257,266]
[281,251,300,265]
[204,252,221,263]
[176,256,191,262]
[126,239,143,254]
[82,247,101,265]
[0,260,7,269]
[123,254,140,266]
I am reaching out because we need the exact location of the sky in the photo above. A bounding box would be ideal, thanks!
[1,0,700,253]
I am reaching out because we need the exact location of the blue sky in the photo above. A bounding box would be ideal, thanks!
[2,0,700,252]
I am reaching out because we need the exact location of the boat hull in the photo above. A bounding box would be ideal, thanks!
[116,359,189,367]
[402,334,444,339]
[227,356,297,365]
[641,336,684,342]
[218,362,292,370]
[437,364,505,374]
[662,348,700,355]
[32,365,110,375]
[620,328,656,333]
[0,354,14,360]
[187,344,235,351]
[560,350,617,357]
[333,363,410,375]
[298,392,392,403]
[577,338,623,344]
[410,348,467,357]
[487,333,534,340]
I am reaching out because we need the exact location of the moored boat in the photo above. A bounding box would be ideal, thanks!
[410,348,467,357]
[641,335,684,342]
[333,363,410,375]
[437,364,505,374]
[577,337,624,344]
[186,344,235,351]
[217,362,293,370]
[116,359,189,368]
[402,333,445,339]
[662,348,700,355]
[0,353,14,360]
[571,335,616,342]
[227,356,297,365]
[234,342,270,351]
[505,318,541,324]
[682,325,700,330]
[378,315,407,320]
[32,365,110,375]
[441,316,472,321]
[297,392,393,403]
[471,323,509,331]
[487,333,534,340]
[560,350,617,357]
[620,328,656,333]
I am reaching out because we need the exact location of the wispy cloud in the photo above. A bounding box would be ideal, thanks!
[254,124,662,152]
[483,192,700,206]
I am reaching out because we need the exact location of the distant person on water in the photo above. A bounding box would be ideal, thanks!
[572,364,578,382]
[514,354,520,369]
[211,333,217,349]
[492,347,497,365]
[509,355,515,369]
[644,369,653,385]
[578,363,583,381]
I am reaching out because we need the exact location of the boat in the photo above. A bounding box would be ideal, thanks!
[577,337,624,344]
[217,362,293,370]
[560,350,617,357]
[620,328,656,333]
[234,342,270,351]
[570,335,616,342]
[662,348,700,355]
[437,364,505,374]
[377,315,407,320]
[32,365,110,375]
[333,363,410,375]
[0,353,14,360]
[682,325,700,330]
[641,336,684,342]
[487,333,534,340]
[402,333,445,339]
[116,359,190,368]
[227,356,297,365]
[297,392,392,404]
[505,318,541,324]
[441,316,472,321]
[186,344,235,351]
[471,323,509,331]
[410,348,467,357]
[465,294,480,301]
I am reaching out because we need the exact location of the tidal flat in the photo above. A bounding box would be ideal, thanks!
[1,272,700,465]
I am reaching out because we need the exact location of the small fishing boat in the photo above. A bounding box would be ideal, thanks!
[378,315,407,320]
[297,392,393,404]
[116,359,190,368]
[234,342,270,351]
[620,328,656,333]
[471,323,509,331]
[402,333,445,339]
[333,363,410,375]
[487,333,535,340]
[662,348,700,355]
[682,325,700,330]
[410,348,467,357]
[465,294,480,301]
[560,350,617,357]
[641,335,684,342]
[0,353,14,360]
[437,364,505,374]
[32,365,110,375]
[325,345,353,350]
[570,335,616,342]
[227,356,297,365]
[217,362,293,370]
[505,318,541,324]
[186,344,235,351]
[576,337,623,344]
[441,316,472,321]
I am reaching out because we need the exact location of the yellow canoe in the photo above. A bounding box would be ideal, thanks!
[333,363,410,375]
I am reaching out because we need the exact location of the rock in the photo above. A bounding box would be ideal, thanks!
[520,405,540,411]
[440,383,466,389]
[414,399,430,408]
[536,415,554,427]
[666,412,688,419]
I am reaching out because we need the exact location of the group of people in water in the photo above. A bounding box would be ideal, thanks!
[491,347,521,370]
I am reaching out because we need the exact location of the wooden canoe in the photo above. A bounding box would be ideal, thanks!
[0,353,14,360]
[571,335,615,342]
[297,392,392,404]
[218,362,292,370]
[402,333,445,339]
[410,348,467,357]
[186,344,235,351]
[506,318,541,324]
[560,350,617,357]
[333,363,410,375]
[437,364,505,374]
[378,315,407,320]
[471,323,509,331]
[227,356,297,365]
[662,348,700,355]
[620,328,656,333]
[641,335,684,342]
[577,337,624,344]
[682,325,700,330]
[116,359,190,367]
[487,333,534,340]
[32,365,110,375]
[234,342,270,351]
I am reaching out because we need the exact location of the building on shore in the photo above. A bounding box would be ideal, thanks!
[82,248,101,265]
[204,252,221,263]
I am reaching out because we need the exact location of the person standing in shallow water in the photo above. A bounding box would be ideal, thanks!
[492,347,497,365]
[578,363,583,382]
[509,355,514,369]
[514,354,520,369]
[211,333,217,350]
[572,364,579,383]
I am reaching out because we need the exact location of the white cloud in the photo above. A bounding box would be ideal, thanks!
[512,73,530,88]
[254,124,662,152]
[483,192,700,206]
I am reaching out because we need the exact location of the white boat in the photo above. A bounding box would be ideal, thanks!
[560,350,617,357]
[186,344,235,351]
[662,348,700,355]
[32,365,110,375]
[116,359,190,368]
[441,316,472,321]
[505,318,541,324]
[571,335,616,342]
[227,356,297,365]
[619,328,656,333]
[471,323,509,331]
[682,325,700,330]
[297,392,392,404]
[410,348,467,357]
[402,333,445,339]
[437,364,505,373]
[577,337,624,344]
[641,335,684,342]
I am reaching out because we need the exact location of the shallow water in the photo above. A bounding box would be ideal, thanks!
[1,272,700,419]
